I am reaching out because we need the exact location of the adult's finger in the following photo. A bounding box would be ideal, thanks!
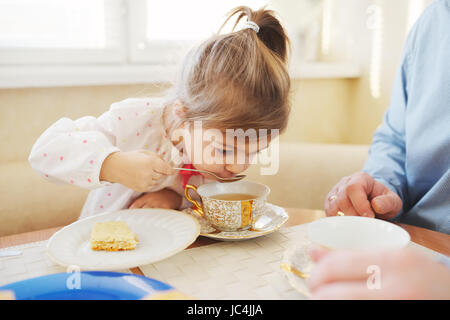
[324,176,355,216]
[307,249,384,292]
[308,245,331,262]
[335,193,360,216]
[371,193,402,215]
[346,181,375,217]
[324,191,339,216]
[311,281,381,300]
[326,183,360,216]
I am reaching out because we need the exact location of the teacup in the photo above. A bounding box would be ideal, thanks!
[307,216,411,250]
[184,181,270,232]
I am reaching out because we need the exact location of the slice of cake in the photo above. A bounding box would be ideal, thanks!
[90,221,138,251]
[0,290,15,300]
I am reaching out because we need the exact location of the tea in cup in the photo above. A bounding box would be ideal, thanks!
[184,181,270,232]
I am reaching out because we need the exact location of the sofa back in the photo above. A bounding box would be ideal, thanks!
[0,142,368,237]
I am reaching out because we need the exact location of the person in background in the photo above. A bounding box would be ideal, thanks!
[314,0,450,299]
[324,0,450,234]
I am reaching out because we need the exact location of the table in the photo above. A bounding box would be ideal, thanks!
[1,208,449,278]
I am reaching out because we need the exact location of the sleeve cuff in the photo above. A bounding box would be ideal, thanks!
[93,146,121,188]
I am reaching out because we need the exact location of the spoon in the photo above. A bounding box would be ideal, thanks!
[173,167,246,183]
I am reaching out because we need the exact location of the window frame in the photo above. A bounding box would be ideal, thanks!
[0,0,127,66]
[0,0,360,88]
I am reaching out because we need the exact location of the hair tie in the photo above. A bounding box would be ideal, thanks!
[242,20,260,33]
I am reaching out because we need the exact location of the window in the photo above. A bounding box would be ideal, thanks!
[129,0,267,64]
[0,0,333,88]
[0,0,126,64]
[0,0,266,66]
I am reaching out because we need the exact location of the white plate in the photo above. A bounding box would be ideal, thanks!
[47,209,200,270]
[183,203,289,241]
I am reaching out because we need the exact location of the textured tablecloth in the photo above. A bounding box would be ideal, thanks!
[0,223,444,299]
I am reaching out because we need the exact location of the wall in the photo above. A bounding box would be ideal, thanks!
[321,0,433,144]
[284,78,356,144]
[0,83,170,162]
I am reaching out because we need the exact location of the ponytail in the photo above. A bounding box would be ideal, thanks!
[174,6,291,133]
[220,6,290,63]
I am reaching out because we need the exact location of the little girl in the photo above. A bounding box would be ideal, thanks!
[28,6,291,219]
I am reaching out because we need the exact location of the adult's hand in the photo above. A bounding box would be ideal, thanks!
[307,247,450,300]
[324,172,402,219]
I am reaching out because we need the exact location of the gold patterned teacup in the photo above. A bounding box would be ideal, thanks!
[184,181,270,232]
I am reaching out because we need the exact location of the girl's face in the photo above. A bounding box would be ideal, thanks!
[181,126,271,180]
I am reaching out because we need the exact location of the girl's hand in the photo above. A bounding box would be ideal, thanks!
[100,150,176,193]
[129,188,182,210]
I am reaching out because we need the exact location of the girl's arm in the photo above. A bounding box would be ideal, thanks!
[28,99,175,192]
[28,112,120,189]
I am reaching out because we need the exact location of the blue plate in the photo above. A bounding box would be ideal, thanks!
[0,271,173,300]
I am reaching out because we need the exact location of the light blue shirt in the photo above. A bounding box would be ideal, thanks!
[363,0,450,234]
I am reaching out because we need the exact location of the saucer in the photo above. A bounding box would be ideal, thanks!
[182,203,289,241]
[281,241,314,298]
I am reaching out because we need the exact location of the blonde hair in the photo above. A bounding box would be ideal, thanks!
[169,6,291,134]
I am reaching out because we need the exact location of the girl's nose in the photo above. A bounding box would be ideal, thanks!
[225,163,249,174]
